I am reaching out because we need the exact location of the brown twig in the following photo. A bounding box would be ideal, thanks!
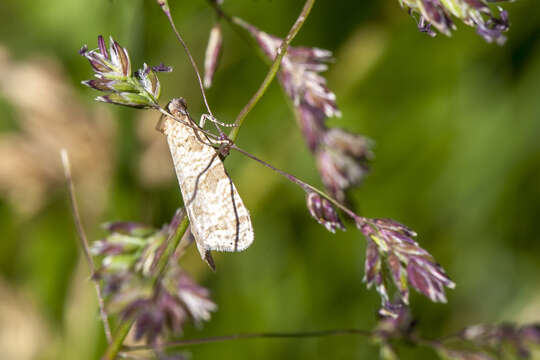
[156,0,214,118]
[60,149,112,343]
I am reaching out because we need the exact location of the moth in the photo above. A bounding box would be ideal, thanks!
[159,98,254,269]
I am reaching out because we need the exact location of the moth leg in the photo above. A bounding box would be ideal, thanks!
[200,114,238,128]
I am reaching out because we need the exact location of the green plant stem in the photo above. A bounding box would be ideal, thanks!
[123,327,376,351]
[151,216,190,288]
[228,0,316,142]
[101,216,190,360]
[61,150,113,344]
[102,320,134,360]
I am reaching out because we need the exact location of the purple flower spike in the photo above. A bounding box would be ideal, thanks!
[241,20,341,123]
[359,218,455,309]
[80,35,171,108]
[92,211,216,345]
[242,20,373,203]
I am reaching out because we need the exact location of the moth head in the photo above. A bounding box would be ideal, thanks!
[167,97,189,117]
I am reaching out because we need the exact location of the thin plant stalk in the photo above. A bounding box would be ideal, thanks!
[123,327,375,351]
[151,215,190,288]
[61,149,113,344]
[120,322,540,357]
[229,0,316,142]
[156,0,215,118]
[102,320,135,360]
[229,144,363,223]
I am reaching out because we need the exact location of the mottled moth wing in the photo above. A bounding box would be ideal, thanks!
[162,98,254,263]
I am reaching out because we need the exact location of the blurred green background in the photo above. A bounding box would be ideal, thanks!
[0,0,539,359]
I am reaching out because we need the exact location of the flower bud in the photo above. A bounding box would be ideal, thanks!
[203,23,223,89]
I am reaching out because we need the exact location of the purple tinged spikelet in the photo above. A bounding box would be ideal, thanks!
[123,268,216,344]
[82,78,115,92]
[417,15,437,37]
[204,23,223,89]
[387,252,409,303]
[306,192,345,233]
[418,0,455,36]
[316,129,373,203]
[109,37,131,76]
[376,302,414,332]
[152,63,173,73]
[174,269,217,325]
[364,238,389,302]
[399,0,511,44]
[80,35,130,78]
[137,63,161,100]
[97,35,108,59]
[96,93,152,109]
